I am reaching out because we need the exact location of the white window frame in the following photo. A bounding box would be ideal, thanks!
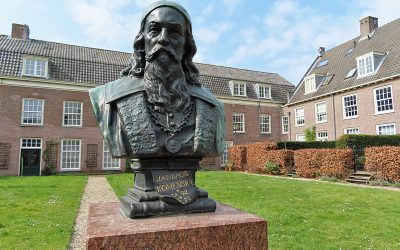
[357,52,374,78]
[60,139,81,171]
[233,113,245,133]
[344,128,359,135]
[374,85,394,115]
[220,141,233,167]
[19,138,43,176]
[315,101,327,123]
[103,141,120,170]
[376,123,396,135]
[21,98,44,126]
[296,134,305,142]
[316,131,328,141]
[259,114,271,134]
[257,84,271,99]
[304,74,316,94]
[342,94,358,119]
[231,81,247,97]
[281,115,289,134]
[295,107,305,127]
[63,101,83,127]
[22,56,48,78]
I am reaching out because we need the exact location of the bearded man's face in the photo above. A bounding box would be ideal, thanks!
[142,7,190,113]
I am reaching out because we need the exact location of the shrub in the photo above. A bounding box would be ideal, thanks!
[365,146,400,182]
[294,149,354,179]
[276,141,336,150]
[246,142,278,172]
[227,145,248,171]
[304,126,316,142]
[336,134,400,149]
[264,161,280,175]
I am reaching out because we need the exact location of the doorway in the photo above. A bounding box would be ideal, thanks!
[20,138,42,176]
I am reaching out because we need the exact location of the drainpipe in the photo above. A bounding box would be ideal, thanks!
[332,94,337,140]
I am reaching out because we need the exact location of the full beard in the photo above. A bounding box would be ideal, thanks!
[144,51,190,113]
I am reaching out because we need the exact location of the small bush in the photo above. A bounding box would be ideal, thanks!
[264,161,280,175]
[365,146,400,182]
[304,127,316,142]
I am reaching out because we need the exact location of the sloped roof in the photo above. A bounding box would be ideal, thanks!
[0,35,294,103]
[288,17,400,105]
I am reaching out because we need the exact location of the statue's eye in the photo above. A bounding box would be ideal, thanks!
[148,24,160,35]
[170,27,182,37]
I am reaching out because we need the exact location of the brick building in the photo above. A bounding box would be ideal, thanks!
[284,17,400,141]
[0,24,294,176]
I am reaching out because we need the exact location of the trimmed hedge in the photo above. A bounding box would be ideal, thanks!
[365,146,400,182]
[227,145,247,171]
[276,141,336,150]
[246,142,278,173]
[294,149,354,179]
[336,134,400,148]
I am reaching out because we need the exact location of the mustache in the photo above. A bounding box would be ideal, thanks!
[145,45,179,62]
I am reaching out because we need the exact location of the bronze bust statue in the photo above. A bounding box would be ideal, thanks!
[89,1,225,217]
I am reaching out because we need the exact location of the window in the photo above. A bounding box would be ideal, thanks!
[61,139,81,170]
[321,74,334,86]
[342,94,358,118]
[376,123,396,135]
[374,86,393,114]
[231,81,246,96]
[357,52,386,78]
[103,141,120,169]
[316,58,329,67]
[316,131,328,141]
[260,114,271,133]
[296,134,305,142]
[304,75,316,94]
[357,54,374,77]
[21,98,44,125]
[22,57,48,77]
[282,116,289,134]
[295,107,304,126]
[220,141,233,167]
[233,113,245,133]
[344,128,359,134]
[21,138,42,149]
[315,101,327,123]
[258,84,271,99]
[63,101,83,126]
[345,68,357,79]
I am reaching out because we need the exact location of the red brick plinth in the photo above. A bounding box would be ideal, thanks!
[87,202,267,250]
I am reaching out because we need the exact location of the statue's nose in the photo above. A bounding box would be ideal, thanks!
[158,28,169,46]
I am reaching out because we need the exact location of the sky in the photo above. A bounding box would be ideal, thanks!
[1,0,400,85]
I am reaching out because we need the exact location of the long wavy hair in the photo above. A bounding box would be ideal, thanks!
[121,19,200,87]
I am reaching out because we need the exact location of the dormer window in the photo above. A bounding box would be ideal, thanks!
[22,56,48,78]
[304,75,316,94]
[229,81,247,97]
[356,52,386,78]
[256,84,271,99]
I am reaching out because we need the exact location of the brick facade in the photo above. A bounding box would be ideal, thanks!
[284,78,400,141]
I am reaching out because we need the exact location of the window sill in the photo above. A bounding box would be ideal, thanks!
[281,132,289,135]
[62,125,83,128]
[315,121,327,124]
[260,132,272,134]
[295,124,305,127]
[20,124,44,127]
[59,168,81,172]
[233,131,246,134]
[374,110,394,115]
[343,116,358,120]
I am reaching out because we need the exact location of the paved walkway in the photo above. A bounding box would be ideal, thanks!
[69,176,119,250]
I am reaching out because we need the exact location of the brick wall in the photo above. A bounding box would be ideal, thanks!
[284,78,400,141]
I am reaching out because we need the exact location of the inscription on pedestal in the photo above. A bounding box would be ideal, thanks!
[152,170,197,205]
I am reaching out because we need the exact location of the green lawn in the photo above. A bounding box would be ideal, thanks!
[0,176,87,250]
[107,172,400,249]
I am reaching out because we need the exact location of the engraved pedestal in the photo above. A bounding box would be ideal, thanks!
[120,158,216,218]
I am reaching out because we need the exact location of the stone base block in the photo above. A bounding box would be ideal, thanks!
[87,202,267,250]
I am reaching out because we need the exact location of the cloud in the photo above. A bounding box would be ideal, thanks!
[357,0,400,25]
[195,21,233,44]
[66,0,141,50]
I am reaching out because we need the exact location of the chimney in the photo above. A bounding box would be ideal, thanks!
[359,16,378,38]
[11,23,30,39]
